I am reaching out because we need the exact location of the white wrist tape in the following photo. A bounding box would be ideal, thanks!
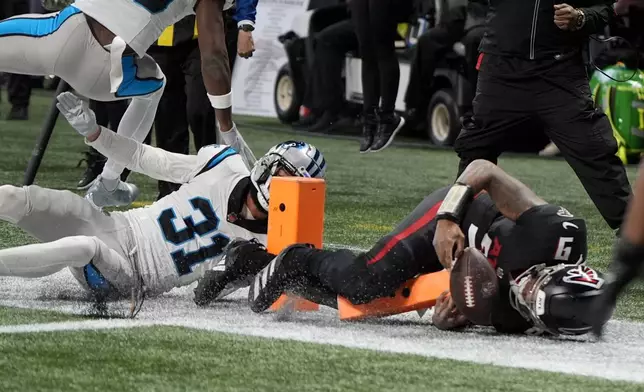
[208,91,233,109]
[436,183,473,223]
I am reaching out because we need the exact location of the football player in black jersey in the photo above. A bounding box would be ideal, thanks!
[200,159,607,335]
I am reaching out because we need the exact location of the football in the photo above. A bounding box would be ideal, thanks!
[449,247,500,326]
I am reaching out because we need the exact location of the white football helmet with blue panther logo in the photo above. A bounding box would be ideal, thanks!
[250,141,326,213]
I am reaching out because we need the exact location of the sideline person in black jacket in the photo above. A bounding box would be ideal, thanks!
[454,0,631,231]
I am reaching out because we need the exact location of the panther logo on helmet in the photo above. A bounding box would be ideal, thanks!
[562,265,604,289]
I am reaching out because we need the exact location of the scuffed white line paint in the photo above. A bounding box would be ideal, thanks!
[0,319,159,334]
[1,262,643,384]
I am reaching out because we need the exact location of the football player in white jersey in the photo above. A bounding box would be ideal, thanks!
[0,92,327,313]
[0,0,252,208]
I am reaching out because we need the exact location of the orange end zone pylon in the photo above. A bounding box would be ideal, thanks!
[267,177,326,312]
[337,270,449,320]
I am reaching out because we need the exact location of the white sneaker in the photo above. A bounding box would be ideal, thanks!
[85,175,140,208]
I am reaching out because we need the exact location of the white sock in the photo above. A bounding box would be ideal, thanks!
[220,124,239,145]
[100,78,165,183]
[0,185,28,224]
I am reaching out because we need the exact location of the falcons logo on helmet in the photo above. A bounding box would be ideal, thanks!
[562,266,604,289]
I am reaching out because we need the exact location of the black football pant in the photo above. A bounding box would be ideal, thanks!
[288,190,447,305]
[454,53,631,230]
[148,40,218,199]
[85,100,129,163]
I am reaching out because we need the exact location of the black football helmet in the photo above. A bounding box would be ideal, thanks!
[509,262,608,336]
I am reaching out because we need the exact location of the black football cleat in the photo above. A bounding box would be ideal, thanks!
[247,243,313,313]
[76,151,107,190]
[6,106,28,121]
[194,238,272,306]
[370,112,405,152]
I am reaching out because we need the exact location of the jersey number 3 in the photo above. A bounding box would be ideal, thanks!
[134,0,175,13]
[158,197,230,276]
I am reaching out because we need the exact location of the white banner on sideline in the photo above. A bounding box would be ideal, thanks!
[232,0,310,118]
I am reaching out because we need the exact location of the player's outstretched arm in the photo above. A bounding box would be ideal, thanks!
[456,159,546,221]
[433,160,546,269]
[196,0,233,131]
[196,0,258,166]
[57,92,201,184]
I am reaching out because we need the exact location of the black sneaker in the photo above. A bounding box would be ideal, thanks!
[194,238,272,306]
[247,243,313,313]
[292,113,320,130]
[359,111,378,153]
[6,106,28,121]
[305,111,340,133]
[76,151,106,190]
[370,113,405,152]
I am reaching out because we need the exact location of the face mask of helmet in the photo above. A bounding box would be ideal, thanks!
[509,263,560,335]
[509,260,604,336]
[250,142,326,214]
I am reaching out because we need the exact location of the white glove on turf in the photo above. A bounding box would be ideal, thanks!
[56,92,99,137]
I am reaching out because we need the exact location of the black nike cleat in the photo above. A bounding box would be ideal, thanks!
[194,270,229,307]
[194,238,272,306]
[76,151,106,190]
[370,112,405,152]
[247,243,313,313]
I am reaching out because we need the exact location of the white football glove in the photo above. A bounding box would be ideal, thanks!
[219,123,257,169]
[56,92,99,137]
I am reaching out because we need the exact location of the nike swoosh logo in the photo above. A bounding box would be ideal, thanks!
[562,222,579,230]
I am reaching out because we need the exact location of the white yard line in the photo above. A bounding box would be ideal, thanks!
[0,319,158,334]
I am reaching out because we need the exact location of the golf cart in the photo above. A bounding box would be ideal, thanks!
[273,0,477,146]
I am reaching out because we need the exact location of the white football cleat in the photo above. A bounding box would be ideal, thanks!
[85,175,140,208]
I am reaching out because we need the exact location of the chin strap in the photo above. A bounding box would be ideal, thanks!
[249,186,268,215]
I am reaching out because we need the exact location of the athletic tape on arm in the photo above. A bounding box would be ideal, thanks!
[208,91,233,109]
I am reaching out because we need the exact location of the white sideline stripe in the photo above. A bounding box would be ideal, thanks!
[0,319,159,334]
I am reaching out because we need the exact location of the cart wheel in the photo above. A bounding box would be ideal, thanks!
[273,65,301,124]
[426,89,460,146]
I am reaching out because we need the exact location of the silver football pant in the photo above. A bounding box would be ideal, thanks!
[0,185,138,295]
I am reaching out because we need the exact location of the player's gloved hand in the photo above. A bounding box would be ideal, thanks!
[237,30,255,58]
[432,291,469,330]
[56,92,99,138]
[433,219,465,270]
